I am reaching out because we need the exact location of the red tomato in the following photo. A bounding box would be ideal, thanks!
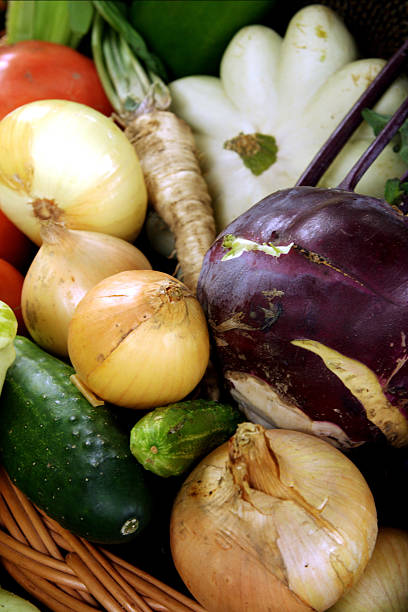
[0,210,35,272]
[0,40,113,120]
[0,258,26,334]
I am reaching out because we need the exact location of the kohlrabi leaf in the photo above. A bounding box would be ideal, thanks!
[384,177,408,209]
[363,107,408,163]
[362,108,391,136]
[398,121,408,164]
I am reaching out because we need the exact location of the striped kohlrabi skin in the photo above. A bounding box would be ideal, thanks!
[198,186,408,450]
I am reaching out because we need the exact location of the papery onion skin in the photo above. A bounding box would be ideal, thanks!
[67,270,210,409]
[0,99,148,244]
[21,225,151,357]
[331,527,408,611]
[170,424,377,612]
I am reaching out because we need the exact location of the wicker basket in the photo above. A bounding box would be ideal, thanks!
[0,467,204,612]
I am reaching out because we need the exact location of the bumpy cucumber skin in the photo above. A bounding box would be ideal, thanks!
[0,336,152,544]
[130,400,243,477]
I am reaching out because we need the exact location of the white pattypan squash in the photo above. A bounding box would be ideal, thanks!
[169,4,408,231]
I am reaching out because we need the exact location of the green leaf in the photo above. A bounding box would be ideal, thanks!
[398,122,408,165]
[363,107,408,177]
[223,132,278,176]
[362,108,391,137]
[221,234,294,261]
[385,178,404,205]
[384,178,408,207]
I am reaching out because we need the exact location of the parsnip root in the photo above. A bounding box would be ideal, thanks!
[125,109,216,292]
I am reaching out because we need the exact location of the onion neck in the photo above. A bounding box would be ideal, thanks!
[38,219,73,247]
[228,423,335,530]
[229,422,281,497]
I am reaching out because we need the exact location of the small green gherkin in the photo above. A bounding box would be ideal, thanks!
[130,400,244,478]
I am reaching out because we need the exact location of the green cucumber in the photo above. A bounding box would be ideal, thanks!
[0,336,152,544]
[130,399,243,477]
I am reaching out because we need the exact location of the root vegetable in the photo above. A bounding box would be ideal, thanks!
[124,110,215,291]
[91,1,216,292]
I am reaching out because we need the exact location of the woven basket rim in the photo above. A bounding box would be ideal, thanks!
[0,466,205,612]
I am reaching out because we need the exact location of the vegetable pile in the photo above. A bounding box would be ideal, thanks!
[1,1,408,611]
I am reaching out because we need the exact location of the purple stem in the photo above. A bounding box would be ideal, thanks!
[401,169,408,183]
[338,95,408,191]
[296,39,408,188]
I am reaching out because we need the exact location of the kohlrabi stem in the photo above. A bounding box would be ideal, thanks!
[338,95,408,191]
[296,38,408,188]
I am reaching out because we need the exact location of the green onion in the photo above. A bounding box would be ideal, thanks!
[92,0,166,80]
[91,4,170,116]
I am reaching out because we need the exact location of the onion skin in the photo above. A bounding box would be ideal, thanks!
[0,99,148,244]
[67,270,210,409]
[331,528,408,611]
[21,225,151,357]
[197,186,408,449]
[170,424,377,612]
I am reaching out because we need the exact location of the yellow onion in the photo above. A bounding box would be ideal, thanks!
[331,527,408,611]
[21,219,151,357]
[170,422,378,612]
[0,99,147,244]
[67,269,210,409]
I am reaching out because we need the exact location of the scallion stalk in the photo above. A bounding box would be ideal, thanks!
[93,0,166,81]
[91,7,170,116]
